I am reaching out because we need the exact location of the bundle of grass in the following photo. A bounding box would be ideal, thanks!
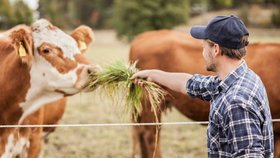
[88,61,167,121]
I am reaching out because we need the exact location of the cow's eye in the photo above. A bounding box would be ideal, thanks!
[42,48,50,54]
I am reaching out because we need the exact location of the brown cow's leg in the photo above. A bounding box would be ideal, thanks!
[28,127,43,158]
[132,97,162,158]
[274,122,280,158]
[132,126,140,157]
[275,134,280,158]
[23,108,44,158]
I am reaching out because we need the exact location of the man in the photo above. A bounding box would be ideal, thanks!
[131,15,274,157]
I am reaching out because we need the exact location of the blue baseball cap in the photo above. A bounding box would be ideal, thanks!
[190,15,249,49]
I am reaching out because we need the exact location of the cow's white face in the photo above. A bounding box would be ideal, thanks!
[31,19,89,94]
[19,19,99,122]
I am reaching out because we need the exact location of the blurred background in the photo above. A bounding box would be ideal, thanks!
[1,0,280,157]
[1,0,280,39]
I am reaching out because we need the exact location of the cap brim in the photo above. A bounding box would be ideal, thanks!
[190,26,207,39]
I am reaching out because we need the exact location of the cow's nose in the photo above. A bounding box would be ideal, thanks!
[86,65,102,75]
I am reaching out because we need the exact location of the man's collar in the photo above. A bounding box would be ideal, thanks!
[218,60,248,93]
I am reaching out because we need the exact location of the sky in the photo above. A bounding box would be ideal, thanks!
[24,0,38,10]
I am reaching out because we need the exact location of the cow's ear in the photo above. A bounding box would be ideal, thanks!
[9,25,33,64]
[70,25,94,53]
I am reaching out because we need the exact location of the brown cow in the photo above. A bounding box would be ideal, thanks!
[129,30,280,158]
[0,19,98,157]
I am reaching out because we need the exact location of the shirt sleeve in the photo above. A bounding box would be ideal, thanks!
[224,101,265,157]
[186,74,220,101]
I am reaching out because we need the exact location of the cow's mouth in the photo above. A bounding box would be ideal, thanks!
[55,89,79,97]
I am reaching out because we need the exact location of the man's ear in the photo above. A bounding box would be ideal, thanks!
[70,25,94,53]
[9,25,33,64]
[213,43,221,57]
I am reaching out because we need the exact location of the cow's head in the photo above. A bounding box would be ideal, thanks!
[30,19,99,94]
[11,19,100,122]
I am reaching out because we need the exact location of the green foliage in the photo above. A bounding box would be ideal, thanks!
[272,8,280,27]
[208,0,232,10]
[0,0,33,29]
[38,0,77,29]
[75,0,113,29]
[238,4,249,25]
[38,0,113,29]
[13,0,33,25]
[270,0,280,28]
[113,0,190,40]
[0,0,13,28]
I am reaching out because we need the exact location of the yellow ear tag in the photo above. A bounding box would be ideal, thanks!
[18,42,27,57]
[78,41,87,50]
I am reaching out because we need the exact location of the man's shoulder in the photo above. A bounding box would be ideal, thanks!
[222,76,266,112]
[231,69,263,94]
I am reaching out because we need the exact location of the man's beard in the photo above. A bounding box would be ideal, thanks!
[206,63,216,72]
[206,52,216,72]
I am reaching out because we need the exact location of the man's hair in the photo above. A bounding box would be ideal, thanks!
[206,36,248,60]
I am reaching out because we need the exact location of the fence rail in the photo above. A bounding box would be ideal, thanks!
[1,119,280,128]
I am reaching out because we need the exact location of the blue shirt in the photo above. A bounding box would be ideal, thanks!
[186,61,274,158]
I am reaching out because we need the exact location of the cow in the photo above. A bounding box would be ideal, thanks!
[0,19,99,157]
[129,30,280,158]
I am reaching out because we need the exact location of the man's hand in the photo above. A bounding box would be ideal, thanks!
[130,69,159,87]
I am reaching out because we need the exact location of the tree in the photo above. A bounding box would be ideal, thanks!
[13,0,33,25]
[38,0,77,29]
[271,0,280,27]
[37,0,114,29]
[0,0,33,29]
[75,0,114,29]
[0,0,15,28]
[208,0,232,10]
[113,0,190,40]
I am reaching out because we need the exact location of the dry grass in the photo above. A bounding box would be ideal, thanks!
[88,60,166,120]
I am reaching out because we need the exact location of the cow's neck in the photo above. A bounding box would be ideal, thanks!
[18,62,64,124]
[0,44,31,125]
[19,85,63,124]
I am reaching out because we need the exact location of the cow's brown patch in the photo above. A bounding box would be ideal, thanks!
[0,37,30,126]
[75,66,83,77]
[74,54,92,65]
[38,42,77,74]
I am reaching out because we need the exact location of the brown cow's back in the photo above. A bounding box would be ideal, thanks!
[246,43,280,120]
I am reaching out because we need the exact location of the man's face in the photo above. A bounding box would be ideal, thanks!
[202,40,216,72]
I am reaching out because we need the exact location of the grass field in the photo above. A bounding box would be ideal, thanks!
[44,29,280,158]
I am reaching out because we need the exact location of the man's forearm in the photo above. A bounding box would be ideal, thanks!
[150,70,192,95]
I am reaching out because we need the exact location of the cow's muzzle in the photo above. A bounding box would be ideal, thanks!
[74,64,101,91]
